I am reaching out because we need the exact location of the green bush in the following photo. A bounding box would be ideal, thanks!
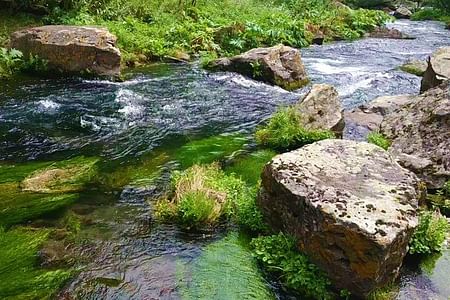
[409,210,449,255]
[428,181,450,216]
[367,132,391,150]
[154,163,266,232]
[0,48,23,78]
[255,106,334,151]
[251,233,333,299]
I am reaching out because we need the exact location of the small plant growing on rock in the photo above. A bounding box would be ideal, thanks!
[409,210,449,255]
[428,181,450,217]
[251,233,333,300]
[255,107,334,151]
[367,132,391,150]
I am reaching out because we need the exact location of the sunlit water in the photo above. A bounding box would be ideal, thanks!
[1,20,449,299]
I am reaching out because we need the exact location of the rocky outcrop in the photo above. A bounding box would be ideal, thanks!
[381,82,450,189]
[420,47,450,93]
[345,94,415,131]
[258,139,419,298]
[393,6,412,19]
[207,45,309,90]
[366,26,413,39]
[10,25,121,76]
[400,59,427,76]
[296,84,345,137]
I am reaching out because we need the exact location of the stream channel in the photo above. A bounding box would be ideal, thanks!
[1,20,449,299]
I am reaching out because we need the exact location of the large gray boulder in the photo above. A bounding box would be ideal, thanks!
[207,45,309,90]
[381,82,450,189]
[10,25,121,76]
[421,47,450,93]
[259,139,419,297]
[345,94,415,131]
[393,6,412,19]
[296,84,345,137]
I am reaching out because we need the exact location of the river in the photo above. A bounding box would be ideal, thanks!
[0,20,449,299]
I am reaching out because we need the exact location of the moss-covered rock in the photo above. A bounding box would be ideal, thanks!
[0,227,72,299]
[400,59,427,76]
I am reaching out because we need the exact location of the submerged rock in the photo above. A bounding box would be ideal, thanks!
[366,26,413,39]
[421,47,450,93]
[381,82,450,189]
[345,94,415,131]
[400,59,428,76]
[296,84,345,137]
[207,45,309,90]
[258,139,419,297]
[10,25,121,76]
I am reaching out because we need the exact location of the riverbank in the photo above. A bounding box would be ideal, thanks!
[1,0,391,66]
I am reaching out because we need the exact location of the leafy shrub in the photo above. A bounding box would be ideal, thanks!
[154,163,266,231]
[367,132,391,150]
[0,48,23,78]
[409,210,449,255]
[255,106,334,151]
[251,233,333,299]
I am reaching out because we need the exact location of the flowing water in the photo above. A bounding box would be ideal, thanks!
[1,20,449,299]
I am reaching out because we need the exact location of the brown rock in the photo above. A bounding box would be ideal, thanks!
[421,47,450,93]
[296,84,344,137]
[206,45,309,90]
[366,26,413,39]
[258,139,419,297]
[10,25,121,76]
[381,82,450,189]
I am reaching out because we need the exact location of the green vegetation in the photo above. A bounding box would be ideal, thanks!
[367,132,391,150]
[0,47,48,79]
[251,233,333,300]
[0,227,72,299]
[1,0,390,65]
[181,232,274,299]
[0,156,98,227]
[256,106,334,151]
[409,210,449,255]
[428,181,450,216]
[154,163,266,232]
[225,149,276,186]
[399,62,426,76]
[174,134,247,168]
[367,285,399,300]
[412,0,450,24]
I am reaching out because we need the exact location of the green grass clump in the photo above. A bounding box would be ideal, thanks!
[225,150,276,186]
[367,132,391,150]
[0,227,72,299]
[255,107,334,151]
[411,7,450,24]
[409,210,449,255]
[155,163,266,232]
[181,232,274,299]
[367,285,399,300]
[251,233,333,300]
[174,134,247,168]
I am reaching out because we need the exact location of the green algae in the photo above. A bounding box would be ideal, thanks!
[174,134,248,168]
[97,152,168,189]
[225,150,277,186]
[0,227,72,299]
[181,232,274,300]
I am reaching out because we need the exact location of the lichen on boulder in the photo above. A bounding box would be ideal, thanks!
[258,139,419,297]
[206,45,309,90]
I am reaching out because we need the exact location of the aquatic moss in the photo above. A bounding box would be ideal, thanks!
[255,107,334,151]
[181,232,274,300]
[367,132,391,150]
[0,185,78,227]
[225,150,276,186]
[0,227,72,299]
[174,134,247,168]
[251,233,333,300]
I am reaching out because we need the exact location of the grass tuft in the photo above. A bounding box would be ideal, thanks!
[367,132,391,150]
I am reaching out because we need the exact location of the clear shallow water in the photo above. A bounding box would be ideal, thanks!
[1,20,450,299]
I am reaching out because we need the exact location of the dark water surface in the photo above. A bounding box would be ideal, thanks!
[1,20,449,299]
